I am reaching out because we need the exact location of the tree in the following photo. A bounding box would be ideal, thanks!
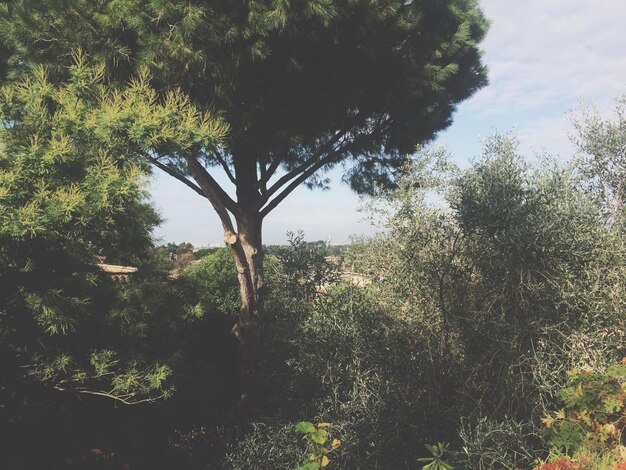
[164,242,195,256]
[0,0,488,366]
[572,97,626,227]
[0,60,179,411]
[0,56,254,466]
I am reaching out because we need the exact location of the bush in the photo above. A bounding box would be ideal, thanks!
[454,417,539,469]
[225,421,304,469]
[535,361,626,469]
[266,231,339,303]
[225,136,626,469]
[344,136,625,465]
[228,282,456,469]
[179,247,240,318]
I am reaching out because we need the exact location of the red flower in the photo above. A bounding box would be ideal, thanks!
[537,458,582,470]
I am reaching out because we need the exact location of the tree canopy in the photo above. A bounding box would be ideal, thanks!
[0,0,488,198]
[572,97,626,226]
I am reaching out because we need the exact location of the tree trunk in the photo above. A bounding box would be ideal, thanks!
[234,212,265,322]
[183,152,267,415]
[226,210,265,416]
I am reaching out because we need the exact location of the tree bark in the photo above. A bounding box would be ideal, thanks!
[229,212,264,325]
[224,150,266,415]
[185,153,265,414]
[225,211,265,417]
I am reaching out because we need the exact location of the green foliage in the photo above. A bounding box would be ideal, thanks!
[164,242,195,256]
[194,246,220,259]
[0,53,225,417]
[455,417,539,469]
[227,122,626,469]
[179,247,240,317]
[226,421,304,469]
[0,12,622,466]
[345,135,625,468]
[227,283,436,469]
[225,131,625,467]
[572,97,626,227]
[542,362,626,460]
[1,0,488,198]
[417,442,454,470]
[267,231,339,302]
[295,421,341,469]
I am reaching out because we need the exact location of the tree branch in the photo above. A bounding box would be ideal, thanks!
[147,152,240,244]
[262,127,350,202]
[260,150,341,218]
[184,156,239,215]
[260,119,392,218]
[54,386,161,405]
[185,156,239,244]
[146,154,206,198]
[258,158,282,191]
[211,151,237,185]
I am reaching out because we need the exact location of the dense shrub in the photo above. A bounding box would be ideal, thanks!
[0,62,237,463]
[179,247,240,317]
[228,277,470,469]
[208,132,626,469]
[344,136,625,468]
[266,231,339,303]
[455,417,539,469]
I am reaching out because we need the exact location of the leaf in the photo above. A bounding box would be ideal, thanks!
[321,455,329,467]
[603,396,622,413]
[297,464,320,470]
[311,429,328,444]
[296,421,316,434]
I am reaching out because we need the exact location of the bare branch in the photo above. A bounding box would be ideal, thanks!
[185,156,239,243]
[258,158,282,190]
[145,154,206,198]
[54,386,161,405]
[260,119,392,218]
[260,150,340,218]
[262,127,350,202]
[211,151,237,185]
[184,156,238,214]
[146,152,239,245]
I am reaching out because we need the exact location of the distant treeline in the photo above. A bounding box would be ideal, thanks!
[162,240,347,259]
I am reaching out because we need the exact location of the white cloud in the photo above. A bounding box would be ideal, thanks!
[150,1,626,244]
[469,0,626,114]
[516,114,575,159]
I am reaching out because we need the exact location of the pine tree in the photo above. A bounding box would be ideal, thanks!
[1,0,489,396]
[0,54,225,408]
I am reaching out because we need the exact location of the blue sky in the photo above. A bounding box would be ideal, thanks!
[150,0,626,246]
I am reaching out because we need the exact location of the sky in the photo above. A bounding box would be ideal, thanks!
[150,0,626,247]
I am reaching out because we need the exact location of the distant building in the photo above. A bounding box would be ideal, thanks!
[96,262,138,282]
